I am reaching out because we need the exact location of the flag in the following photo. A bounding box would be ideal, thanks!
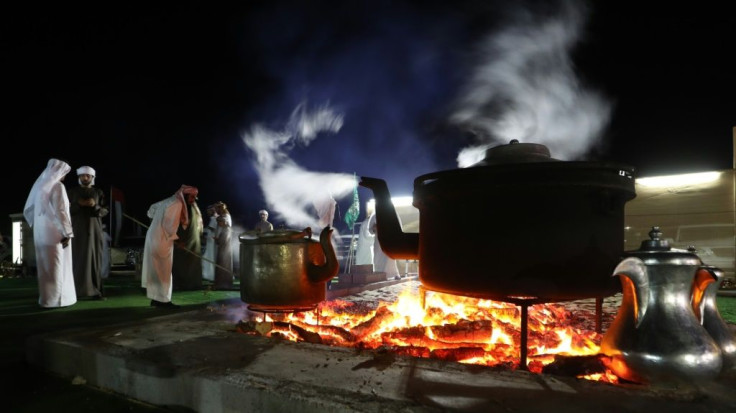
[344,174,360,229]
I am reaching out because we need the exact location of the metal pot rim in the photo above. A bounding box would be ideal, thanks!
[239,228,314,244]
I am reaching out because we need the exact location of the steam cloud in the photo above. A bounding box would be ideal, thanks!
[242,102,356,231]
[450,0,611,166]
[239,0,610,230]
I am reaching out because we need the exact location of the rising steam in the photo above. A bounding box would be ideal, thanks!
[451,1,611,166]
[242,102,356,230]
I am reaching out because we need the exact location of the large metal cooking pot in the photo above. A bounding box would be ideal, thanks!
[360,140,636,301]
[239,227,338,311]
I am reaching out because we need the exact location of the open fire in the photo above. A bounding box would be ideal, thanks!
[237,288,620,384]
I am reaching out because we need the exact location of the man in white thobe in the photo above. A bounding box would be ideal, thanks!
[369,211,401,279]
[141,185,198,308]
[24,158,77,308]
[201,204,218,282]
[354,202,376,268]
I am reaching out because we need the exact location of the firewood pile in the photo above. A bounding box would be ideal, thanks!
[236,287,620,381]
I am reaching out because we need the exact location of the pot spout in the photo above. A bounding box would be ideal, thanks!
[359,177,419,260]
[306,226,340,283]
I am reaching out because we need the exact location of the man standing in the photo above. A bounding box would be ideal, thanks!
[67,165,108,300]
[23,158,77,308]
[172,190,203,291]
[141,185,198,308]
[201,204,218,282]
[254,209,273,233]
[369,210,401,280]
[354,202,375,269]
[214,201,233,290]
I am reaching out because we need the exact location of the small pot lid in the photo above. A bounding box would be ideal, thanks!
[239,227,314,244]
[623,226,701,265]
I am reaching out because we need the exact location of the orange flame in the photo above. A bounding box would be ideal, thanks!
[248,289,618,383]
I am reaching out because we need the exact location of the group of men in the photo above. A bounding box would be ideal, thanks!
[23,159,246,309]
[24,158,391,309]
[23,159,108,308]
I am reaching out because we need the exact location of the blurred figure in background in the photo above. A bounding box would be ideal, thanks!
[254,209,273,233]
[172,190,203,291]
[24,158,77,308]
[369,209,401,280]
[68,165,108,300]
[354,202,375,269]
[214,201,233,289]
[313,193,336,235]
[201,204,218,283]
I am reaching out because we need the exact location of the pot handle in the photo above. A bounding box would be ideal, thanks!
[691,266,720,324]
[612,257,649,328]
[288,227,312,240]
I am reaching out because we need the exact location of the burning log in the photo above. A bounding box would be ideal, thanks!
[235,320,323,344]
[289,320,357,343]
[540,354,608,377]
[393,346,432,358]
[236,320,265,335]
[430,347,487,362]
[429,319,493,343]
[350,306,396,340]
[272,321,323,344]
[381,326,487,350]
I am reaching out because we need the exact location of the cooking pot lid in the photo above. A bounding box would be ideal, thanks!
[473,139,560,166]
[623,226,701,265]
[239,227,314,244]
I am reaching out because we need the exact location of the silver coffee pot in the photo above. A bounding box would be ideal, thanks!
[600,227,723,384]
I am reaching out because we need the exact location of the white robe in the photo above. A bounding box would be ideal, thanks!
[202,214,217,281]
[24,159,77,308]
[354,217,375,267]
[141,195,182,302]
[369,213,400,278]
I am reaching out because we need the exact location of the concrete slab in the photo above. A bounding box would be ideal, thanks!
[26,298,736,413]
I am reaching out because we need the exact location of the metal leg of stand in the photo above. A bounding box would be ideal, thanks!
[519,303,529,370]
[595,297,603,333]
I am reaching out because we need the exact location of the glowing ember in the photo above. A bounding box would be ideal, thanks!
[237,290,618,383]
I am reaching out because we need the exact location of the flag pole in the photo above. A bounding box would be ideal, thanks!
[346,222,356,274]
[343,173,360,275]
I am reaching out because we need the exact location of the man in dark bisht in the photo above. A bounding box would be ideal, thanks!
[172,188,203,291]
[68,165,108,300]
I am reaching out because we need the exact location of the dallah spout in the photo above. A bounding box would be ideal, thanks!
[306,226,340,283]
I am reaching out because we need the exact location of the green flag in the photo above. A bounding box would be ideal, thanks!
[344,174,360,228]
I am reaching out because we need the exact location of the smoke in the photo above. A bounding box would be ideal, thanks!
[450,0,611,166]
[241,101,356,230]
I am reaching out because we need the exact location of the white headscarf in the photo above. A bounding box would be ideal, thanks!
[175,185,199,230]
[24,159,71,226]
[76,165,96,185]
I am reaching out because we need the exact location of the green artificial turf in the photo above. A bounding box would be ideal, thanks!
[0,274,239,412]
[717,295,736,323]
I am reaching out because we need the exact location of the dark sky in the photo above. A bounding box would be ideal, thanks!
[3,1,735,238]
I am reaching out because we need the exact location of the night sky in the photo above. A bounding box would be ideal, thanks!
[3,1,735,239]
